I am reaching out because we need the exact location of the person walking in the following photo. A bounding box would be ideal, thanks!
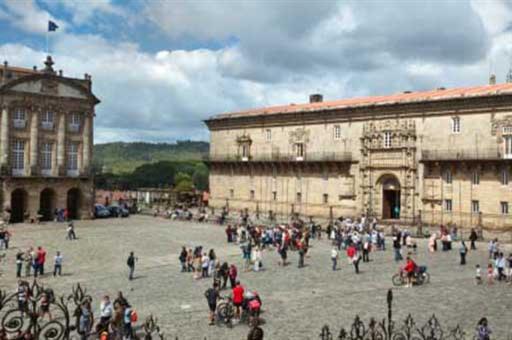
[392,232,403,262]
[331,247,339,271]
[53,251,63,277]
[496,252,506,281]
[459,241,467,265]
[219,262,229,289]
[37,246,47,276]
[24,248,32,277]
[298,241,305,268]
[126,252,137,281]
[228,264,237,288]
[469,228,478,250]
[67,222,77,240]
[347,242,360,274]
[232,281,244,320]
[204,283,219,325]
[15,250,24,278]
[179,247,187,272]
[253,246,262,272]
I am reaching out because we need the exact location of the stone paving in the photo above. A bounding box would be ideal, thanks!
[1,215,512,339]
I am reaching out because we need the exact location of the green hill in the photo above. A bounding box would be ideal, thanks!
[93,141,209,174]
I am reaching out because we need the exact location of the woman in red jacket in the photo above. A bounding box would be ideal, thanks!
[404,256,417,287]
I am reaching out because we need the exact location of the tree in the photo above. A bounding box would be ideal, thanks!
[174,172,194,192]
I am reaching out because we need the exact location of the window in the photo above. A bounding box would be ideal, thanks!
[444,199,452,212]
[229,189,234,198]
[11,140,24,174]
[334,125,341,140]
[296,192,302,203]
[67,143,78,170]
[501,202,509,215]
[13,108,26,129]
[265,129,271,142]
[504,136,512,159]
[295,143,304,158]
[272,191,277,201]
[502,169,509,185]
[444,169,452,184]
[471,200,479,213]
[250,190,255,200]
[40,142,52,172]
[41,111,54,130]
[323,193,329,204]
[68,113,81,132]
[451,116,460,134]
[241,145,249,158]
[383,131,392,148]
[472,171,480,185]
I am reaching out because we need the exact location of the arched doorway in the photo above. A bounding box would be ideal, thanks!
[380,175,401,219]
[10,189,27,223]
[67,188,81,220]
[39,188,56,221]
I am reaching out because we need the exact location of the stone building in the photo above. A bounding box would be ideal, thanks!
[0,56,99,222]
[205,83,512,232]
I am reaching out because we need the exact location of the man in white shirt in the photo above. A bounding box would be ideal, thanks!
[53,251,63,277]
[331,247,339,271]
[100,295,113,325]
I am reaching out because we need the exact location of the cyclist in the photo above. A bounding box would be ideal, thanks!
[403,256,417,288]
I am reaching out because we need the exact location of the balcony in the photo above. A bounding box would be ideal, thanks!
[207,151,352,163]
[68,123,80,133]
[13,119,26,129]
[41,121,54,130]
[421,148,506,162]
[67,169,79,177]
[12,168,24,176]
[41,169,52,177]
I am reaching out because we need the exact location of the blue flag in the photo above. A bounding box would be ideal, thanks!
[48,20,59,32]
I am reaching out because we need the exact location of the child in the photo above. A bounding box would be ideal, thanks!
[487,263,494,285]
[475,264,482,285]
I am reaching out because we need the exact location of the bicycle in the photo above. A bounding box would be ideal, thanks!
[392,265,430,286]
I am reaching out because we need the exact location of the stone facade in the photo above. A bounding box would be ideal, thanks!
[205,84,512,232]
[0,57,99,222]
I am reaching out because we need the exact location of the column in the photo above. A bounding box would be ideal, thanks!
[56,113,66,175]
[0,106,9,171]
[29,112,38,175]
[82,114,91,175]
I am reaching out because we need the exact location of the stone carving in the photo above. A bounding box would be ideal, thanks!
[41,79,59,95]
[288,127,310,144]
[491,115,512,136]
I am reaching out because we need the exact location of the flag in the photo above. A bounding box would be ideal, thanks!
[48,20,59,32]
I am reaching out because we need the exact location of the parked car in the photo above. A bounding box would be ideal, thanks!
[107,205,129,218]
[94,204,110,218]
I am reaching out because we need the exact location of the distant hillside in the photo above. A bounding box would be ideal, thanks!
[93,141,209,174]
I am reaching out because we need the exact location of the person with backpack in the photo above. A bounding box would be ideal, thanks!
[126,252,137,281]
[204,283,219,325]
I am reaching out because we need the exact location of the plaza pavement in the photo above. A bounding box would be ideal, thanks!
[1,215,512,339]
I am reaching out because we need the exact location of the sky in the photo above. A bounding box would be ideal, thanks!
[1,0,512,144]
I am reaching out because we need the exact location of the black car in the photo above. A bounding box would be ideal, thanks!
[107,206,129,218]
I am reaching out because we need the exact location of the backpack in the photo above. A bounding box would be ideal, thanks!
[248,299,261,311]
[130,309,138,323]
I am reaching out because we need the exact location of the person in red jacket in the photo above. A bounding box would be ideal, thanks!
[346,242,360,274]
[232,280,244,319]
[404,256,417,287]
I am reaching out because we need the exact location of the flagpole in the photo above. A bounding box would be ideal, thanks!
[46,30,49,55]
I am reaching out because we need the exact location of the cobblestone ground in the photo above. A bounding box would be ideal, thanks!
[1,215,512,339]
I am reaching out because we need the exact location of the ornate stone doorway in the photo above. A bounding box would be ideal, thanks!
[381,176,401,219]
[67,188,81,220]
[40,188,56,221]
[10,188,27,223]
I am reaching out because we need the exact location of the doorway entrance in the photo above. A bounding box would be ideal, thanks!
[380,176,401,219]
[40,188,56,221]
[67,188,81,220]
[10,189,27,223]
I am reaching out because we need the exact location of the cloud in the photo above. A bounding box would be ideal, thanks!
[0,1,511,144]
[0,0,65,34]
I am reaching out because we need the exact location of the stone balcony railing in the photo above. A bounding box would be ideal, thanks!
[206,151,352,163]
[421,148,507,162]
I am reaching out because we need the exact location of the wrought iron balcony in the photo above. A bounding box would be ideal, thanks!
[207,151,352,163]
[421,148,506,162]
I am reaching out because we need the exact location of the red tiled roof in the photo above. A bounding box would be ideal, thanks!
[210,83,512,120]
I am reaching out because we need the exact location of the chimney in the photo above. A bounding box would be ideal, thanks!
[489,74,496,85]
[309,93,323,103]
[58,70,63,76]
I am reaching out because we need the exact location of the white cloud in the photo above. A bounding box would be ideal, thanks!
[43,0,126,25]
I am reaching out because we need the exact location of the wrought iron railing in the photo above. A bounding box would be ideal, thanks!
[207,151,352,163]
[0,280,163,339]
[421,148,505,161]
[319,289,483,340]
